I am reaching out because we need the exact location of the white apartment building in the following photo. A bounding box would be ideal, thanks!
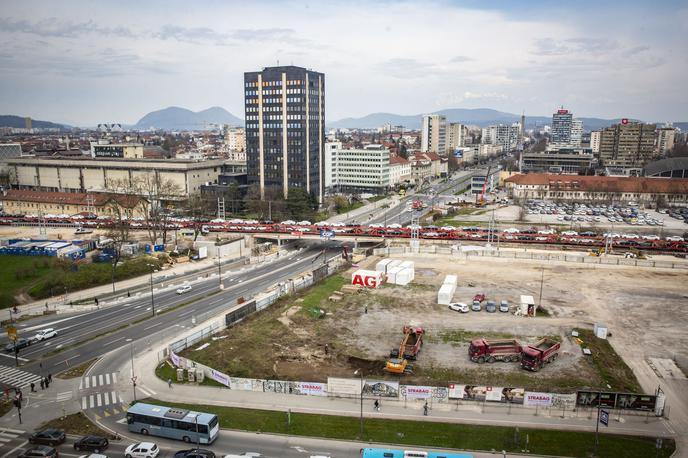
[481,124,519,150]
[479,144,503,157]
[590,131,601,153]
[421,114,447,153]
[389,156,411,187]
[446,123,467,151]
[657,127,676,154]
[325,143,390,194]
[570,119,583,147]
[223,126,246,152]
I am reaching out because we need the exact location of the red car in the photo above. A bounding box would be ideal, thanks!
[473,293,486,302]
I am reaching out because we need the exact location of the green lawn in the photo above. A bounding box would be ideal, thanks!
[143,398,675,458]
[336,201,364,214]
[299,274,348,317]
[0,256,55,308]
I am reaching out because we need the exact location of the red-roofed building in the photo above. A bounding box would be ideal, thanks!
[409,152,448,183]
[0,189,147,218]
[504,173,688,205]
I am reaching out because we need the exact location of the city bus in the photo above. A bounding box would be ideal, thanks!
[361,448,473,458]
[126,403,219,444]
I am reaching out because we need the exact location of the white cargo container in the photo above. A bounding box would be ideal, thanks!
[443,274,458,286]
[387,259,402,270]
[399,260,415,270]
[437,283,457,305]
[375,258,394,273]
[386,266,403,284]
[394,268,414,286]
[351,269,384,288]
[593,323,608,339]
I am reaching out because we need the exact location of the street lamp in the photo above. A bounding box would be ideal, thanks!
[217,252,223,290]
[146,263,156,316]
[354,369,364,438]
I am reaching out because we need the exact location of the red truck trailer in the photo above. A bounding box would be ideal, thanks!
[469,338,522,363]
[521,338,561,371]
[390,326,424,360]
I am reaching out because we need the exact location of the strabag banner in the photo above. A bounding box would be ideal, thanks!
[524,392,553,407]
[291,382,327,396]
[401,385,433,399]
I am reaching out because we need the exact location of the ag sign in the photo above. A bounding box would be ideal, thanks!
[320,230,335,239]
[351,269,383,288]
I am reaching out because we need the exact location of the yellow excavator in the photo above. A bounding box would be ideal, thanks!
[589,247,606,257]
[384,326,424,375]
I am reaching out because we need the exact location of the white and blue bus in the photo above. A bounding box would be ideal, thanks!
[361,448,473,458]
[126,403,219,445]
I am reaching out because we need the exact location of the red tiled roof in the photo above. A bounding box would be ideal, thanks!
[0,189,145,208]
[389,156,409,165]
[505,173,688,193]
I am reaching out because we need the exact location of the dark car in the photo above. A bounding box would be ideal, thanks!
[18,446,58,458]
[173,450,216,458]
[28,429,66,446]
[74,435,109,452]
[4,338,31,352]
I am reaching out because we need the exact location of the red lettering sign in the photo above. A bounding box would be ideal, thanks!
[352,274,378,288]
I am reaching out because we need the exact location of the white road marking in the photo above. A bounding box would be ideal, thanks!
[89,394,94,408]
[83,377,90,389]
[96,393,102,407]
[112,390,119,403]
[105,373,110,385]
[81,397,87,409]
[0,439,27,458]
[98,374,103,386]
[143,322,162,331]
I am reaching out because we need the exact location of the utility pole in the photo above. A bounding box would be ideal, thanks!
[538,266,545,309]
[594,392,601,455]
[147,264,156,316]
[130,342,137,402]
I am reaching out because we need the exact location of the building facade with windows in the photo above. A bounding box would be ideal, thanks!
[598,121,656,169]
[551,109,573,146]
[389,155,411,187]
[421,114,446,153]
[446,123,467,151]
[656,127,676,154]
[590,131,601,153]
[244,65,325,202]
[90,142,144,159]
[325,144,390,194]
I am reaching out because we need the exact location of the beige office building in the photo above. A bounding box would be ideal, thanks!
[598,122,656,169]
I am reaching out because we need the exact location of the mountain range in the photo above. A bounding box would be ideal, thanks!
[134,106,243,130]
[328,108,638,131]
[0,115,67,129]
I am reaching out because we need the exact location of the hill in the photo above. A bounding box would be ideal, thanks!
[134,106,243,130]
[0,115,67,129]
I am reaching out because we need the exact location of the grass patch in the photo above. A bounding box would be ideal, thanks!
[155,360,225,387]
[57,358,97,379]
[0,256,55,308]
[299,274,348,318]
[41,412,111,437]
[143,398,674,458]
[367,195,388,203]
[336,201,364,215]
[575,328,642,393]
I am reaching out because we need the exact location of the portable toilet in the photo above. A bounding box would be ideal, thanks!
[519,295,537,317]
[593,323,608,339]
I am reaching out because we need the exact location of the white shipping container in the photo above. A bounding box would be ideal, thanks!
[399,260,415,270]
[375,258,394,273]
[394,267,414,286]
[443,274,458,286]
[593,323,608,340]
[437,283,457,305]
[352,269,384,288]
[387,259,402,270]
[386,266,403,284]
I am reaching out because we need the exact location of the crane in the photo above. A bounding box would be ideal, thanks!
[476,164,492,207]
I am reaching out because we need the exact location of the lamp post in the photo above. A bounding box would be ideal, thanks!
[217,252,223,290]
[354,369,364,439]
[130,341,137,402]
[146,264,156,316]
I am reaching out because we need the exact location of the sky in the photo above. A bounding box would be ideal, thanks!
[0,0,686,126]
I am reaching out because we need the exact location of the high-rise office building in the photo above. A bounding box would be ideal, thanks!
[446,122,467,151]
[590,131,601,153]
[551,108,573,146]
[244,65,325,201]
[570,119,583,146]
[598,120,656,169]
[656,127,676,154]
[421,114,446,153]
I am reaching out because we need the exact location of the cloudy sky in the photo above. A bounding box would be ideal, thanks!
[1,0,686,126]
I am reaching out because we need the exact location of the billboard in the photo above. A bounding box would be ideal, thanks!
[524,392,553,407]
[291,382,327,396]
[209,368,230,387]
[351,269,383,288]
[449,385,524,403]
[401,385,433,399]
[327,377,362,396]
[363,380,399,398]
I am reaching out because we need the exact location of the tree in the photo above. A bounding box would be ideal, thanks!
[398,142,408,160]
[286,187,317,221]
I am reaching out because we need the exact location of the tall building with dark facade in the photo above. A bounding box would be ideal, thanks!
[244,66,325,202]
[551,108,573,146]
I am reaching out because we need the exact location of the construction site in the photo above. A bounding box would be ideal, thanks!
[177,248,688,394]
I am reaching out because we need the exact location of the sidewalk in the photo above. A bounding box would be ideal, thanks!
[130,344,672,439]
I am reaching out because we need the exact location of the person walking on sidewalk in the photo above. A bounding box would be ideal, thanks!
[30,382,35,393]
[423,401,428,416]
[374,399,380,412]
[167,378,172,388]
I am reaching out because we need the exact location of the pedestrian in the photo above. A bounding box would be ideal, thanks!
[45,302,48,310]
[324,343,329,355]
[40,379,45,390]
[423,401,429,416]
[364,305,368,314]
[374,399,380,412]
[44,377,49,389]
[48,373,52,383]
[30,382,35,393]
[127,291,131,298]
[167,378,172,389]
[95,297,99,306]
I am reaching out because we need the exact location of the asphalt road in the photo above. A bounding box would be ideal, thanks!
[2,243,341,381]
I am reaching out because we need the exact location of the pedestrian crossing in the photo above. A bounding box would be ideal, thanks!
[0,365,42,390]
[0,427,25,445]
[78,372,118,390]
[81,391,123,409]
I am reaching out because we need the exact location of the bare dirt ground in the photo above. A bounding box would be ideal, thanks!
[182,252,688,394]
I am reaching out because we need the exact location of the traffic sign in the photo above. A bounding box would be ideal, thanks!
[6,326,17,342]
[600,409,609,427]
[320,230,335,239]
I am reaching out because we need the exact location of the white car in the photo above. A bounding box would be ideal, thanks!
[666,236,684,242]
[641,235,660,240]
[176,285,192,294]
[537,229,555,235]
[125,442,160,458]
[297,220,312,226]
[561,230,578,236]
[448,302,469,313]
[503,227,520,234]
[281,220,296,225]
[33,328,57,341]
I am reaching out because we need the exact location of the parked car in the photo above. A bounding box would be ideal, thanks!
[124,442,160,458]
[473,293,485,302]
[471,300,482,312]
[448,302,469,313]
[5,338,31,352]
[485,301,497,313]
[561,230,578,236]
[17,446,58,458]
[28,429,66,446]
[74,436,109,453]
[503,227,520,234]
[33,328,57,341]
[176,285,192,295]
[173,450,216,458]
[499,300,510,313]
[666,236,684,242]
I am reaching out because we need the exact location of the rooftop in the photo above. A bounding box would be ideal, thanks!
[505,173,688,193]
